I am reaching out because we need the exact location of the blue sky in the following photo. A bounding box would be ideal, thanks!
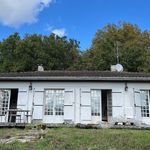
[0,0,150,50]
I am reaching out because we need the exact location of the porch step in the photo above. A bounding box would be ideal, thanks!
[100,122,110,128]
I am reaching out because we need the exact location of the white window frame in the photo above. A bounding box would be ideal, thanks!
[44,89,64,116]
[0,90,10,116]
[140,90,150,117]
[91,89,101,116]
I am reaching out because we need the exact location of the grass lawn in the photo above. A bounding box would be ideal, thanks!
[0,128,150,150]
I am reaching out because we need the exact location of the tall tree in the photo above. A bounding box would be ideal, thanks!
[80,23,150,72]
[0,33,80,72]
[0,33,21,72]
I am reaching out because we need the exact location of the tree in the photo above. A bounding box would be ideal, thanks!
[0,33,80,72]
[0,23,150,73]
[0,33,21,72]
[81,23,150,72]
[41,34,80,70]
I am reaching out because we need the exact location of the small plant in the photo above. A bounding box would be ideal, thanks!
[36,123,46,130]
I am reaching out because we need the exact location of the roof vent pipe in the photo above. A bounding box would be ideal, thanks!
[111,65,117,72]
[38,65,44,71]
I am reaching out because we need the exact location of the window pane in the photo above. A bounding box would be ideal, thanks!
[141,91,150,117]
[44,89,64,116]
[55,90,64,116]
[0,90,10,115]
[91,90,100,116]
[44,90,54,115]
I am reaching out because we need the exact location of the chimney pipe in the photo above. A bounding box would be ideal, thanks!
[38,65,44,71]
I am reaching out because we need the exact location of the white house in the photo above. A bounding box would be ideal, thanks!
[0,71,150,127]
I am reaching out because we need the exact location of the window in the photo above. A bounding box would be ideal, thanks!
[91,90,100,116]
[44,89,64,116]
[0,90,10,115]
[45,90,53,115]
[141,90,150,117]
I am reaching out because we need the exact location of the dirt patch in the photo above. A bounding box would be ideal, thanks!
[0,129,48,144]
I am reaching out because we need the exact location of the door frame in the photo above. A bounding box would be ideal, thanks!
[101,89,112,122]
[8,89,19,122]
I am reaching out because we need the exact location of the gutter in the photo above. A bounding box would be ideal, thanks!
[0,76,150,82]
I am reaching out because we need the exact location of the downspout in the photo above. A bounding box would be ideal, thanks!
[79,88,81,123]
[31,87,35,123]
[74,89,76,124]
[133,88,136,119]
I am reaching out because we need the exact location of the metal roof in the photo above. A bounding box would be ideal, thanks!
[0,71,150,82]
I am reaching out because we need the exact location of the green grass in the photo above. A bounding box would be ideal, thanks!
[0,128,27,138]
[0,128,150,150]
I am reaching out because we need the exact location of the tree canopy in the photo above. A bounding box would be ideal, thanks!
[0,22,150,73]
[76,23,150,72]
[0,33,80,72]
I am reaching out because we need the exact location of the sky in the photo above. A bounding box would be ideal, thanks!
[0,0,150,50]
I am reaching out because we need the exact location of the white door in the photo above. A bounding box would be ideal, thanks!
[124,91,134,119]
[0,90,11,123]
[64,89,75,123]
[80,88,91,124]
[140,90,150,124]
[112,90,124,119]
[91,89,101,124]
[134,90,141,121]
[43,89,64,123]
[32,90,44,122]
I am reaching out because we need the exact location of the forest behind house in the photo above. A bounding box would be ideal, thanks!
[0,23,150,73]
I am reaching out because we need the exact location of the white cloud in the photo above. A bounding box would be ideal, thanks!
[52,28,66,37]
[0,0,53,27]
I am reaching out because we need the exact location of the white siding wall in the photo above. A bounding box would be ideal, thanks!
[0,81,150,125]
[32,82,125,124]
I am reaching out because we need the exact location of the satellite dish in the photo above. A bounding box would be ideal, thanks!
[115,64,123,72]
